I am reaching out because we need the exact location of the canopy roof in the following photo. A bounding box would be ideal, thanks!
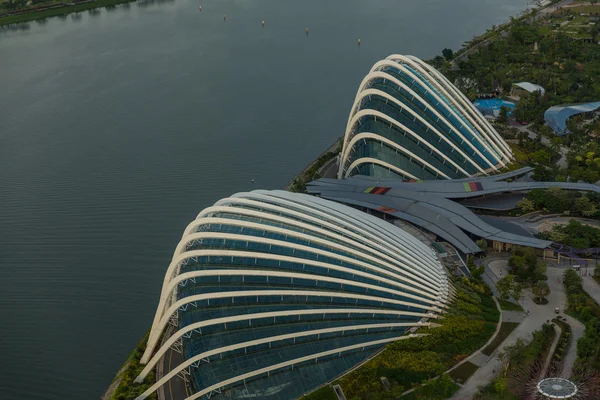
[513,82,545,95]
[544,102,600,135]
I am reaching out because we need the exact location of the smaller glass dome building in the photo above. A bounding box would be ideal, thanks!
[136,190,451,400]
[338,54,513,181]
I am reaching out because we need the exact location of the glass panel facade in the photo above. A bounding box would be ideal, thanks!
[147,190,449,400]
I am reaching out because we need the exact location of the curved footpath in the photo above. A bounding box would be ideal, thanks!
[452,257,585,398]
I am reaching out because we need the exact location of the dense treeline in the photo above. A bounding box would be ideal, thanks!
[539,220,600,248]
[563,268,600,370]
[517,188,600,217]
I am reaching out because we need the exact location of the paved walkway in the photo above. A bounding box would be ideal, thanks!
[561,314,584,378]
[541,325,562,377]
[582,267,600,304]
[452,263,573,399]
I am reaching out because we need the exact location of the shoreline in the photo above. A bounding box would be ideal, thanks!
[95,0,576,398]
[0,0,136,27]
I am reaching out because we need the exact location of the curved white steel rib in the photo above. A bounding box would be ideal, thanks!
[188,205,445,283]
[136,333,425,400]
[176,218,443,292]
[167,234,441,300]
[345,157,419,180]
[386,55,508,163]
[344,132,450,178]
[137,309,431,381]
[406,55,513,158]
[348,81,499,171]
[152,289,437,356]
[346,109,473,176]
[214,193,443,277]
[141,190,450,400]
[183,335,427,400]
[338,55,513,179]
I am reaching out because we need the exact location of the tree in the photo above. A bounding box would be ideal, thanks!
[512,282,524,303]
[575,196,598,217]
[442,48,454,61]
[468,257,485,281]
[498,106,509,123]
[476,239,488,254]
[516,198,535,213]
[498,338,527,368]
[496,274,515,301]
[533,281,550,301]
[534,260,547,281]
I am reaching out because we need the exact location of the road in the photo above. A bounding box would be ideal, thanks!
[452,259,584,398]
[158,347,188,400]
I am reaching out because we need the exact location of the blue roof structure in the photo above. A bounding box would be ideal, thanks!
[544,102,600,135]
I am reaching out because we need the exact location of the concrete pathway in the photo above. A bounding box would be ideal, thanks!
[561,314,584,378]
[582,267,600,305]
[541,325,562,377]
[451,264,571,399]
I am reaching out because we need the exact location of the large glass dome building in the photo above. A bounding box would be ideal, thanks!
[135,190,451,400]
[338,55,513,180]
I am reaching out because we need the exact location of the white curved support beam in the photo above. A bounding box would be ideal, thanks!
[187,205,445,286]
[183,335,428,400]
[175,218,443,292]
[388,55,511,162]
[138,308,432,380]
[136,329,428,399]
[210,194,444,278]
[407,55,513,158]
[345,109,474,176]
[349,87,499,172]
[342,133,450,179]
[345,157,418,180]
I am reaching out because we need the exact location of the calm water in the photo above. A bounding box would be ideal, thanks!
[0,1,527,398]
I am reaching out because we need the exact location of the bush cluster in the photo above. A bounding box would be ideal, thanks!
[111,333,158,400]
[334,281,498,400]
[563,268,600,370]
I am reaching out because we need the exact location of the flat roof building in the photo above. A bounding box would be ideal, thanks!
[136,190,451,400]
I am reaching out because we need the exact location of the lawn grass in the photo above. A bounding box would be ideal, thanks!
[448,361,479,384]
[498,299,524,312]
[508,143,529,163]
[569,4,600,14]
[0,0,135,26]
[481,322,520,356]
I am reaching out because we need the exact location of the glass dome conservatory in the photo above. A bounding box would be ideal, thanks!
[135,190,451,400]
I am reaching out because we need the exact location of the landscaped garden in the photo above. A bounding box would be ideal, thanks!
[474,324,557,399]
[300,277,500,400]
[563,268,600,371]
